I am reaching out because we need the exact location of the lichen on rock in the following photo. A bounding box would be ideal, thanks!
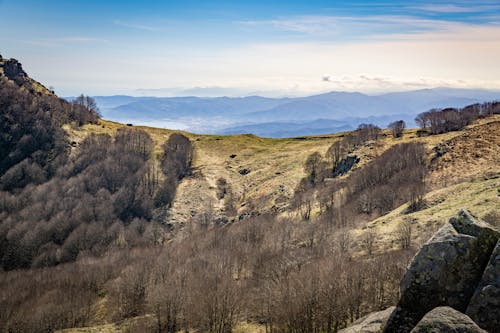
[410,306,487,333]
[382,209,499,333]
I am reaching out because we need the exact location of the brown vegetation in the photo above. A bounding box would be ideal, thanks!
[415,102,499,135]
[1,73,499,333]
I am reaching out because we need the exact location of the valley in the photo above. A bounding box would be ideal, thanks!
[1,55,499,333]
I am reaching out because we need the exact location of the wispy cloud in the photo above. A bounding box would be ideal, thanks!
[411,4,500,13]
[239,13,500,40]
[21,37,106,47]
[113,20,159,31]
[241,15,440,38]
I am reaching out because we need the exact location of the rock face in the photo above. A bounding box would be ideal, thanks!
[466,240,500,333]
[333,155,360,177]
[339,307,395,333]
[0,58,28,85]
[382,209,499,333]
[1,56,54,96]
[410,307,487,333]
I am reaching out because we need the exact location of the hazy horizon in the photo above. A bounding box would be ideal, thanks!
[78,86,500,99]
[1,0,500,97]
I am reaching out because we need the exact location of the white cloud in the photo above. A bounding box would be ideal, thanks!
[113,20,159,31]
[20,37,106,47]
[239,14,500,40]
[412,4,500,13]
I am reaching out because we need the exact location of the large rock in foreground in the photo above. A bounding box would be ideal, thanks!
[383,209,499,333]
[409,307,487,333]
[339,307,394,333]
[466,240,500,333]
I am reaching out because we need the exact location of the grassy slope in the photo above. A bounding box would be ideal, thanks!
[353,176,499,256]
[68,116,500,225]
[68,120,345,223]
[60,116,499,333]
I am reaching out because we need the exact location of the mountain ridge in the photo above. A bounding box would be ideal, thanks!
[79,88,500,137]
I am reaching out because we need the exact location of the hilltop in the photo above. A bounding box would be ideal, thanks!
[0,55,53,95]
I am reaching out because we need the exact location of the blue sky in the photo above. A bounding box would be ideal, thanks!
[1,0,500,96]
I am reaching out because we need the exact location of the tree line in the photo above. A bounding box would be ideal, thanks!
[415,101,499,135]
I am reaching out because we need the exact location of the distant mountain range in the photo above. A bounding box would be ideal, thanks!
[71,88,500,137]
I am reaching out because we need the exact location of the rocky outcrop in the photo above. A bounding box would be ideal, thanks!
[410,307,487,333]
[466,240,500,333]
[0,57,28,85]
[333,155,360,177]
[0,56,52,94]
[383,209,499,333]
[339,307,395,333]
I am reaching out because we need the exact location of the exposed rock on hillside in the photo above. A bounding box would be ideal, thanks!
[382,209,499,333]
[0,57,28,84]
[339,307,395,333]
[333,154,360,177]
[0,56,52,94]
[466,240,500,332]
[409,307,486,333]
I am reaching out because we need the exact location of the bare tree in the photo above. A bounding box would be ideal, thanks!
[73,94,101,119]
[161,133,194,180]
[304,152,324,185]
[388,120,405,138]
[396,220,412,249]
[326,141,347,174]
[360,229,376,256]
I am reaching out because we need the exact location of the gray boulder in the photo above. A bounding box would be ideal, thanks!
[339,307,395,333]
[333,155,360,177]
[410,306,487,333]
[383,209,499,333]
[466,240,500,333]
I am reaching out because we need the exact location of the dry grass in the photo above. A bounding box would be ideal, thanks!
[234,322,267,333]
[55,315,155,333]
[56,318,265,333]
[353,175,500,256]
[67,116,500,224]
[69,120,345,222]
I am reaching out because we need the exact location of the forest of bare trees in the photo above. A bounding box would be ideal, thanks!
[298,125,427,226]
[0,77,195,271]
[415,101,500,135]
[0,212,414,333]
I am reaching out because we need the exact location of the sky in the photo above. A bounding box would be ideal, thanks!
[1,0,500,97]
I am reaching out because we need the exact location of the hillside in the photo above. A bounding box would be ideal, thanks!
[1,57,499,333]
[55,113,499,333]
[67,115,500,227]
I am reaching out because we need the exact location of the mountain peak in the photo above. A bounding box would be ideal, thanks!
[1,56,28,82]
[0,55,53,95]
